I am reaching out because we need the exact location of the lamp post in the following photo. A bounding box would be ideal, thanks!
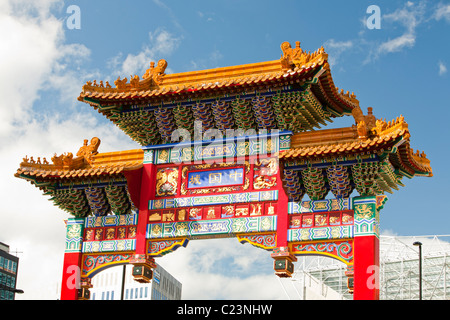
[120,264,126,300]
[413,241,423,300]
[0,284,24,299]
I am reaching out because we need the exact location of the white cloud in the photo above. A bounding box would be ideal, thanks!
[0,3,61,137]
[323,39,353,66]
[438,61,447,76]
[0,0,94,139]
[332,2,434,65]
[434,3,450,22]
[357,1,428,63]
[378,33,416,53]
[376,1,426,55]
[110,28,182,78]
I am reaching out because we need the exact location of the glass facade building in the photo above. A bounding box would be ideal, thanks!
[0,242,20,300]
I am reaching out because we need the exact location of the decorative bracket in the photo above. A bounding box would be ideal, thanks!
[147,238,189,257]
[237,233,276,251]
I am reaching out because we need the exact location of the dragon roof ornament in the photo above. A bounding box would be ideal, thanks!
[82,59,168,93]
[19,137,101,172]
[280,41,328,71]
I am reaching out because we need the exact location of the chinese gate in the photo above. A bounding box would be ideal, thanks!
[15,41,432,300]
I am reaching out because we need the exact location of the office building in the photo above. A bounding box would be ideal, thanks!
[90,263,182,300]
[0,242,20,300]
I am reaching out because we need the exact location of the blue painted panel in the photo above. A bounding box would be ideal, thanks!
[187,167,244,189]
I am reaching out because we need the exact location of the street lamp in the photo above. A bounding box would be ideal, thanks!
[413,241,423,300]
[0,284,24,299]
[120,264,126,300]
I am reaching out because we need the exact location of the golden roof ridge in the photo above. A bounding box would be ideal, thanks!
[79,41,332,98]
[17,138,144,176]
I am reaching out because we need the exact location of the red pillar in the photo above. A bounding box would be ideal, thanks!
[276,179,289,248]
[129,152,158,281]
[270,156,297,278]
[353,235,379,300]
[275,160,289,248]
[60,252,82,300]
[60,218,85,300]
[352,196,380,300]
[135,162,155,255]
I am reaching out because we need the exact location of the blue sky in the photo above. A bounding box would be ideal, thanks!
[1,0,449,300]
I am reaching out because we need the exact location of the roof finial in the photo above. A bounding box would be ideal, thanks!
[280,41,328,71]
[76,137,101,164]
[142,59,168,86]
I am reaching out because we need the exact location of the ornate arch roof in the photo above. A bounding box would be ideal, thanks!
[77,42,360,146]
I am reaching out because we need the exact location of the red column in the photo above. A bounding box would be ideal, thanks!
[60,218,85,300]
[352,196,380,300]
[60,252,82,300]
[276,177,289,248]
[135,162,156,255]
[270,156,298,278]
[353,235,380,300]
[130,152,159,282]
[275,160,289,248]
